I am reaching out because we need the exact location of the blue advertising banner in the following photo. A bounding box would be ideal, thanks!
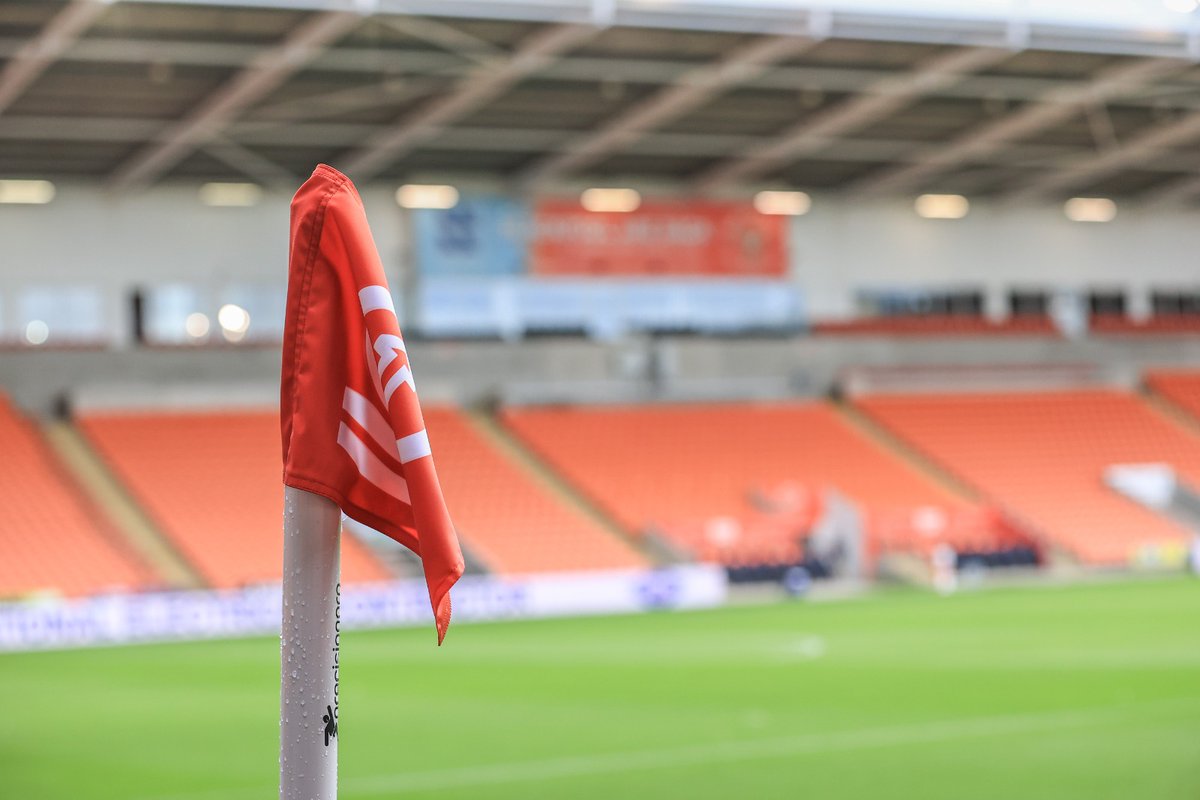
[0,566,727,651]
[413,194,530,277]
[416,278,804,338]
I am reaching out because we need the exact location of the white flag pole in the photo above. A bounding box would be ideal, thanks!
[280,485,342,800]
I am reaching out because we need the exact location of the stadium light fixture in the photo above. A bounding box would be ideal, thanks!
[754,190,811,216]
[396,184,459,209]
[23,320,49,345]
[217,303,251,342]
[1064,197,1117,223]
[581,187,641,213]
[0,179,55,205]
[914,193,969,219]
[184,312,211,340]
[199,182,262,207]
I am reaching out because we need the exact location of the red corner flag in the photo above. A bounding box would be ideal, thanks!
[280,164,464,643]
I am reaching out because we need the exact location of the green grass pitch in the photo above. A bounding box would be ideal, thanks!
[2,577,1198,799]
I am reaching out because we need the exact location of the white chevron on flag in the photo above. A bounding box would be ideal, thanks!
[337,387,410,504]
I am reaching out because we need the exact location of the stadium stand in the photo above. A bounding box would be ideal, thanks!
[1146,370,1200,423]
[77,405,643,583]
[421,408,646,573]
[856,389,1197,565]
[77,410,392,588]
[502,402,1012,568]
[868,505,1035,568]
[0,394,151,596]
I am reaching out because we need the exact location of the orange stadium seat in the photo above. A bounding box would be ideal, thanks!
[0,394,151,597]
[503,402,985,565]
[1147,370,1200,423]
[421,408,645,573]
[856,389,1197,565]
[1089,316,1200,335]
[78,410,391,588]
[811,316,1058,336]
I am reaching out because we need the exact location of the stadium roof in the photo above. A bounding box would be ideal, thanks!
[5,0,1200,201]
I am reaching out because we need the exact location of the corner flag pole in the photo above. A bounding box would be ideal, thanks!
[280,485,342,800]
[279,165,465,799]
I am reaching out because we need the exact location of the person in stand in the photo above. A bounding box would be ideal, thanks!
[931,542,958,596]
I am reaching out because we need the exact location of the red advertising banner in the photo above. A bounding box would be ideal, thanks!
[531,200,788,277]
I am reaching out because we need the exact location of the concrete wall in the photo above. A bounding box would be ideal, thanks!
[4,334,1199,417]
[790,198,1200,320]
[0,181,403,345]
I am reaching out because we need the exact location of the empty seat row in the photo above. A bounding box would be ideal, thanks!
[0,394,150,597]
[856,389,1197,564]
[78,410,392,588]
[503,401,986,566]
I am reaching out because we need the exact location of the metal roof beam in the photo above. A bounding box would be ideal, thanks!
[202,135,300,187]
[339,22,599,181]
[8,34,1200,111]
[107,9,364,191]
[0,0,108,117]
[694,45,1013,192]
[850,56,1187,197]
[250,76,439,123]
[1005,111,1200,201]
[15,115,1200,177]
[374,15,506,64]
[516,34,817,189]
[1141,171,1200,205]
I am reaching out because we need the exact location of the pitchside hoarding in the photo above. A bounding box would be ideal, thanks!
[0,566,727,652]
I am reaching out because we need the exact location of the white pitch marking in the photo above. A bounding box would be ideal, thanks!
[138,698,1200,800]
[786,635,827,660]
[343,702,1168,795]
